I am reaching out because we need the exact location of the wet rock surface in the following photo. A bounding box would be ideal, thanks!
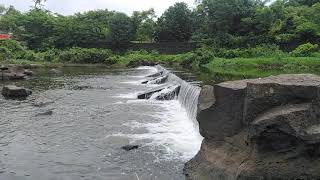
[1,66,34,80]
[121,145,139,151]
[137,85,167,99]
[1,85,32,99]
[185,74,320,180]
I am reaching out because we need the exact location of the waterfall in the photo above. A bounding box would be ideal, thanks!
[152,65,202,131]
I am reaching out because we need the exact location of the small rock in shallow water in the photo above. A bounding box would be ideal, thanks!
[36,110,53,116]
[49,68,62,75]
[121,145,139,151]
[1,85,32,99]
[23,69,34,76]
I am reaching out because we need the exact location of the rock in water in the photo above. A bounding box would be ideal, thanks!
[121,145,139,151]
[185,74,320,180]
[154,85,181,100]
[137,85,167,99]
[36,110,53,116]
[23,69,34,76]
[147,71,164,78]
[2,85,32,99]
[49,69,62,75]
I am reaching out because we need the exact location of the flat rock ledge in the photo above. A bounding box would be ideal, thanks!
[184,74,320,180]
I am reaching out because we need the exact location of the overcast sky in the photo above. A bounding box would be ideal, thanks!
[1,0,196,16]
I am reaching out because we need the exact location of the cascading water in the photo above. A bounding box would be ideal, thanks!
[150,65,202,135]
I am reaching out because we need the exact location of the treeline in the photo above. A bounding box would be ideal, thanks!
[0,0,319,51]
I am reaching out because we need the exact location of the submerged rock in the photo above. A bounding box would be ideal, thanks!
[185,74,320,180]
[121,145,139,151]
[2,85,32,99]
[49,68,62,75]
[36,110,53,116]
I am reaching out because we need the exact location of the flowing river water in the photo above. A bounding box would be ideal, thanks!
[0,66,203,180]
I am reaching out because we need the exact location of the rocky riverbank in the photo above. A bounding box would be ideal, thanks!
[185,74,320,180]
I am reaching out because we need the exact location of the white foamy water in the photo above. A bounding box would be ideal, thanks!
[110,66,203,161]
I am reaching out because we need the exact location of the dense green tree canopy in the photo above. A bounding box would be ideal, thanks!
[155,2,193,42]
[0,0,319,50]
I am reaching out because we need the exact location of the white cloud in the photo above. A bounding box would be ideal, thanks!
[1,0,196,16]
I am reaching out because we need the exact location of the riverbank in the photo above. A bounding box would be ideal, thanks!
[2,54,320,84]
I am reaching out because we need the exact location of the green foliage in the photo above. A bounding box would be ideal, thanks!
[108,13,134,47]
[291,43,319,56]
[155,2,193,42]
[0,46,11,61]
[0,40,36,60]
[59,48,114,64]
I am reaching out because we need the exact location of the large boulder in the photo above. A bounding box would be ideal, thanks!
[197,79,249,140]
[2,85,32,99]
[185,74,320,180]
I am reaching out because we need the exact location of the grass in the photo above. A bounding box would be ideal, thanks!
[204,56,320,78]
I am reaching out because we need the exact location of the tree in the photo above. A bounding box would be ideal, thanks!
[32,0,46,9]
[0,5,6,16]
[155,2,193,42]
[131,9,156,42]
[287,0,320,6]
[136,19,156,42]
[108,13,134,47]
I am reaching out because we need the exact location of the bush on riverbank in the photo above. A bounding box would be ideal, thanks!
[58,48,115,64]
[1,39,319,78]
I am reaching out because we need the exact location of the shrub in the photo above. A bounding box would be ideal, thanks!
[0,40,26,53]
[209,44,284,59]
[105,56,119,65]
[59,47,114,64]
[194,47,215,65]
[180,52,196,68]
[291,43,319,57]
[19,50,37,61]
[38,49,60,62]
[0,46,11,61]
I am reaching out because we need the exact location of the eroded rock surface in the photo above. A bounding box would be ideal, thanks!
[185,74,320,180]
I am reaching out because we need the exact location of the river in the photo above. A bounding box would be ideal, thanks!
[0,66,203,180]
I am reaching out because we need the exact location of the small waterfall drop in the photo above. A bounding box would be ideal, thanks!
[152,66,202,134]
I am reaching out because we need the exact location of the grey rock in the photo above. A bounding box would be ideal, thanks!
[185,74,320,180]
[2,85,32,99]
[197,79,248,140]
[147,75,168,84]
[147,71,164,78]
[3,72,26,80]
[155,85,180,101]
[36,110,53,116]
[23,69,34,76]
[49,69,62,75]
[137,85,167,99]
[121,145,139,151]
